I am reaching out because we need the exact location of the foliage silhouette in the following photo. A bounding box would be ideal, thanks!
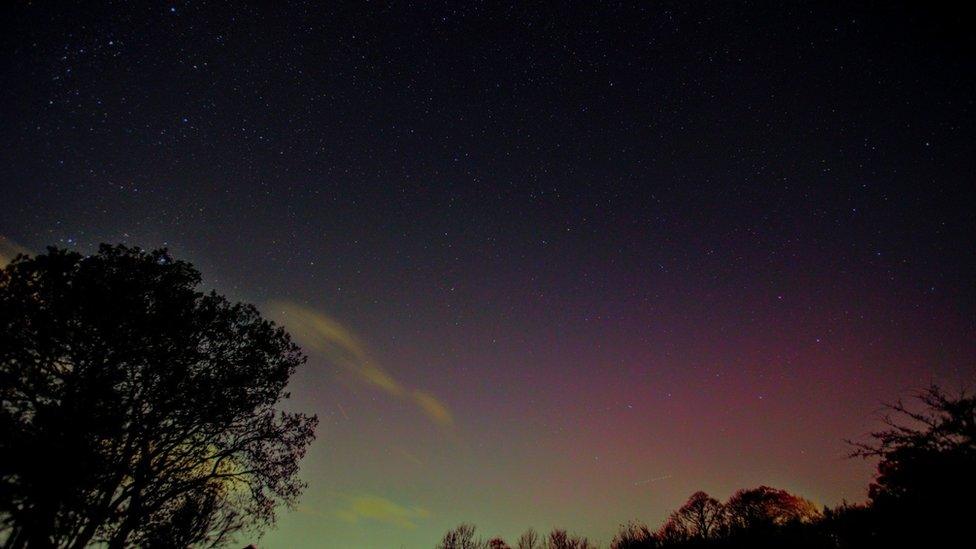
[850,385,976,546]
[724,485,820,532]
[658,491,724,542]
[437,523,488,549]
[609,521,655,549]
[543,529,594,549]
[437,527,594,549]
[0,245,317,548]
[487,537,512,549]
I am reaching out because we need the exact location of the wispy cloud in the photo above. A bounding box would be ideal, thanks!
[335,494,431,530]
[0,236,30,266]
[395,446,425,467]
[411,390,453,426]
[267,301,454,427]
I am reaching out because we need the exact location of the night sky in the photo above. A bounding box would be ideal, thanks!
[1,2,974,547]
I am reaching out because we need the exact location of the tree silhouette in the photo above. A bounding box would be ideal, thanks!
[610,520,656,548]
[653,520,684,546]
[544,529,594,549]
[724,486,820,533]
[515,528,541,549]
[437,523,487,549]
[850,385,976,545]
[658,491,724,542]
[0,245,317,548]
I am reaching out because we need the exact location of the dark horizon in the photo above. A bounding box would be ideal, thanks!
[1,2,973,547]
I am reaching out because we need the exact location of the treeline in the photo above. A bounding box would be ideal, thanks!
[436,385,975,548]
[435,488,845,549]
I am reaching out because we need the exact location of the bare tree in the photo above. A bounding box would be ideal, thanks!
[516,528,541,549]
[653,519,686,546]
[673,491,725,539]
[610,520,656,548]
[438,523,487,549]
[544,529,594,549]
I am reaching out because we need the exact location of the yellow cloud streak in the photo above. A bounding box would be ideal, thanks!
[411,390,453,427]
[267,301,453,427]
[335,494,431,530]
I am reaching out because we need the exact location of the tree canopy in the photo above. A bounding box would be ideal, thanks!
[850,385,976,545]
[0,245,317,548]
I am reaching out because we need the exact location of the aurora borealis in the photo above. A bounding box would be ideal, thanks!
[1,2,973,547]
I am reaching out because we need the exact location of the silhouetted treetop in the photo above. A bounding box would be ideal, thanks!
[515,528,541,549]
[724,485,821,531]
[437,523,487,549]
[659,490,724,541]
[850,385,976,545]
[0,245,317,548]
[610,521,655,549]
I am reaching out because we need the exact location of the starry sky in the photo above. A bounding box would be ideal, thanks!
[1,2,974,547]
